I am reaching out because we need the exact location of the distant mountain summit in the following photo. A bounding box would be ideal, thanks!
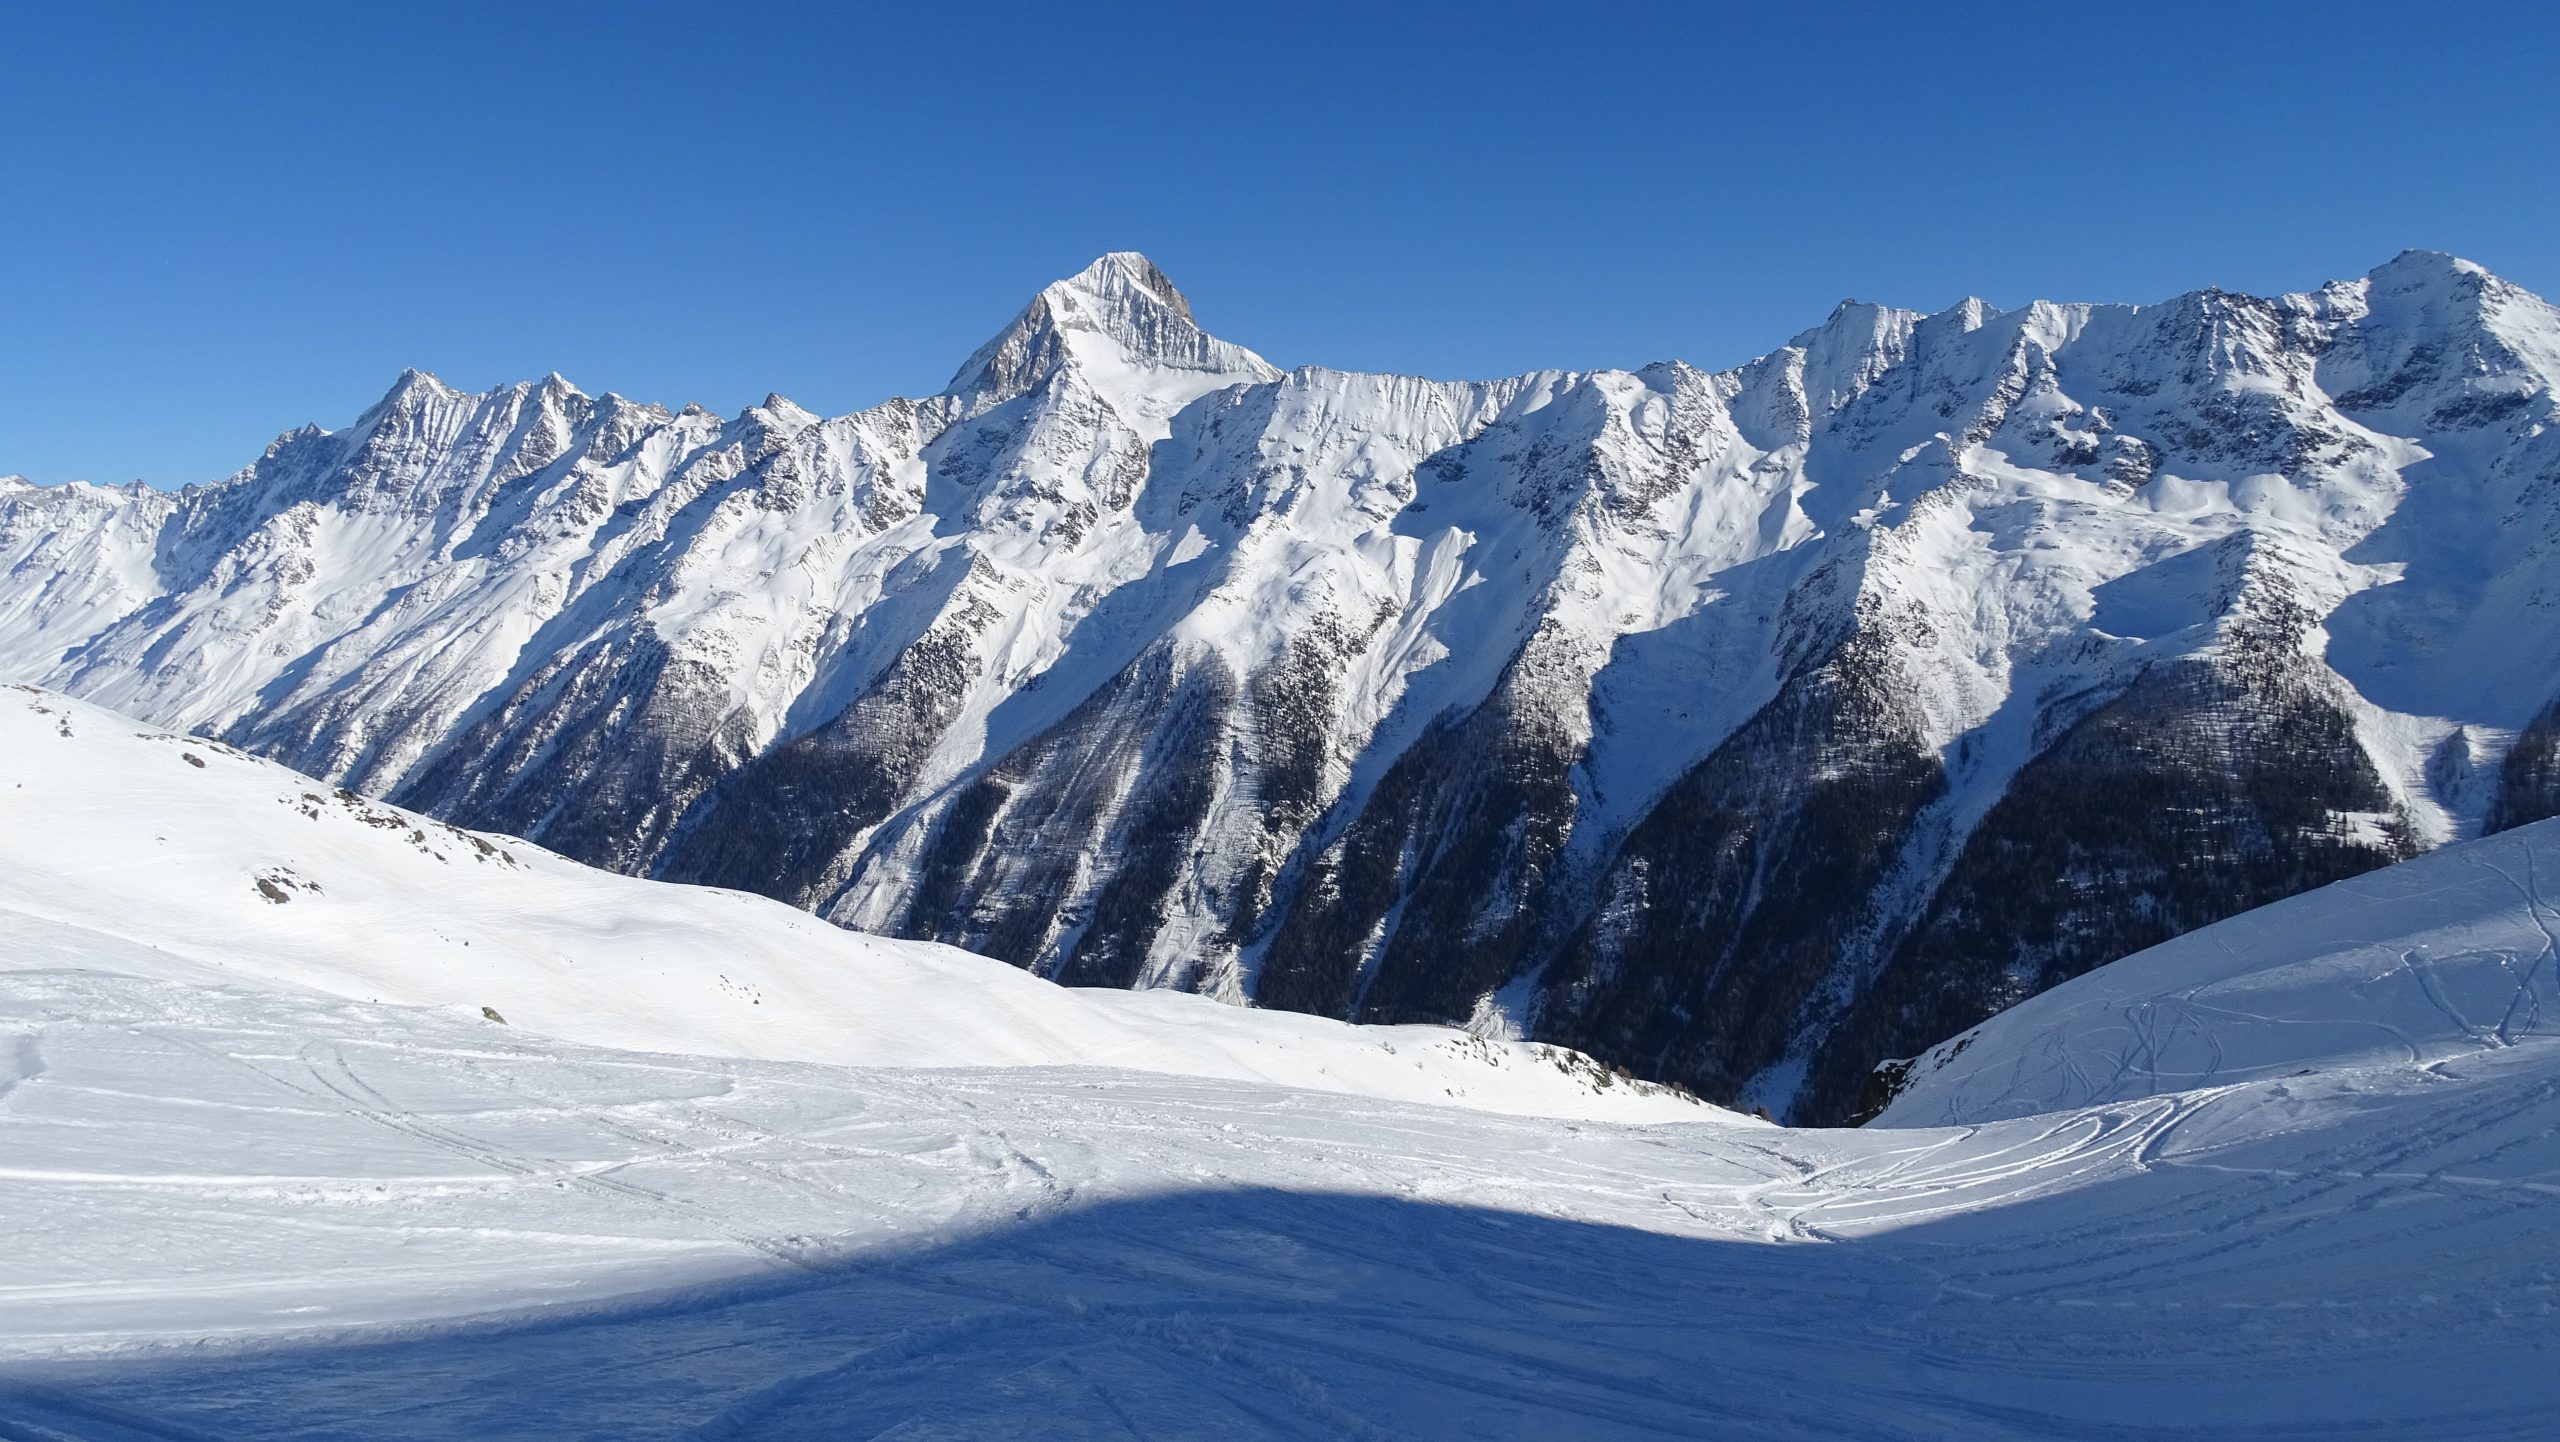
[6,250,2557,1121]
[949,251,1280,408]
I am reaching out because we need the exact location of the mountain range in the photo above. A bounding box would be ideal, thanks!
[5,249,2557,1121]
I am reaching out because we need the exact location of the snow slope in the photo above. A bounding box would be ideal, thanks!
[1878,813,2560,1126]
[1,792,2558,1433]
[0,686,1698,1122]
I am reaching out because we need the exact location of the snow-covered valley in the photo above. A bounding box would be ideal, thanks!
[2,687,2557,1437]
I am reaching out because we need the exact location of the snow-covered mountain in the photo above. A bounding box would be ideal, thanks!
[2,686,2556,1437]
[6,249,2558,1121]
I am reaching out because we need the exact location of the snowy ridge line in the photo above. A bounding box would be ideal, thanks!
[4,249,2559,1123]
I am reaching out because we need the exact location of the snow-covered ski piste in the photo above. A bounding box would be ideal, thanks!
[3,685,2557,1439]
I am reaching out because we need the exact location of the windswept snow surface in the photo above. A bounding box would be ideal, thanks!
[8,964,2560,1440]
[2,696,2559,1435]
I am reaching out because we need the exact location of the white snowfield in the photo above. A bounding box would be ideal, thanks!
[1,690,2557,1439]
[0,687,1698,1123]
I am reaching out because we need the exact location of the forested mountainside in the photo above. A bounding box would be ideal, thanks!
[7,249,2556,1120]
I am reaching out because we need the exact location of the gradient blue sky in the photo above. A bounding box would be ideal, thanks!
[5,1,2554,487]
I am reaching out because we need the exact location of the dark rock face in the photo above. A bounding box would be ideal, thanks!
[1799,645,2414,1123]
[2486,697,2560,836]
[391,634,753,878]
[666,600,995,907]
[1538,623,1945,1105]
[1255,638,1586,1023]
[889,645,1235,984]
[1221,627,1346,953]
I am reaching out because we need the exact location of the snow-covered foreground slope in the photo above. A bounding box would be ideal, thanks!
[1879,814,2560,1127]
[0,686,1696,1121]
[3,909,2559,1436]
[2,691,2558,1437]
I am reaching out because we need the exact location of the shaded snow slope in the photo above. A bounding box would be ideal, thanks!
[0,686,1698,1121]
[6,250,2559,1122]
[1,853,2557,1434]
[1878,815,2560,1126]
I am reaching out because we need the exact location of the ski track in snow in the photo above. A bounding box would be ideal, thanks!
[0,966,2556,1440]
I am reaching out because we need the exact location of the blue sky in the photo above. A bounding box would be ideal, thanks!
[5,1,2554,487]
